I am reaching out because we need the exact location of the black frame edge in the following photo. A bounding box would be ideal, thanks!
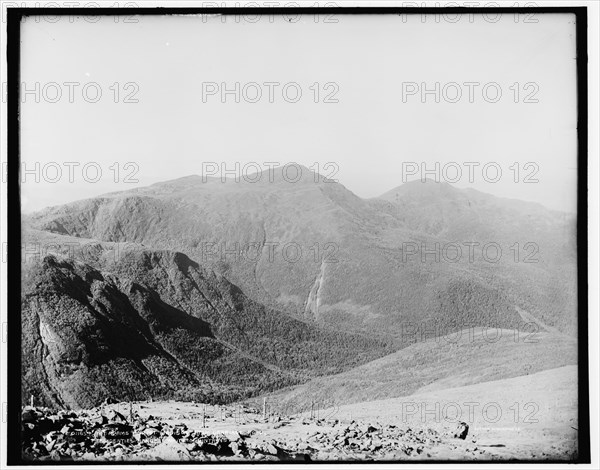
[6,6,22,467]
[5,5,591,466]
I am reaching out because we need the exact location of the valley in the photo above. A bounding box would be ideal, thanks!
[19,170,579,461]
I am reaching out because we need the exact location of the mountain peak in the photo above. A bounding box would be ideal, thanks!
[378,178,459,202]
[151,164,330,188]
[248,163,329,185]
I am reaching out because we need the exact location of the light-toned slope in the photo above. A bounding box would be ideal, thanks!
[318,365,578,460]
[31,366,575,462]
[258,327,577,413]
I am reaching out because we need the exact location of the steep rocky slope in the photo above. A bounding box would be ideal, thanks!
[22,231,391,409]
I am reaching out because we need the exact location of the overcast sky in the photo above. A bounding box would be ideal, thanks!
[18,12,577,213]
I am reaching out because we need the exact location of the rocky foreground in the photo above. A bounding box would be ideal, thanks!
[22,402,479,462]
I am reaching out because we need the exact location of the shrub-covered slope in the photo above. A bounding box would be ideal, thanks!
[25,169,577,337]
[21,231,391,409]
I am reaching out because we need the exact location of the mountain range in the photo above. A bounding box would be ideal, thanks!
[22,166,578,408]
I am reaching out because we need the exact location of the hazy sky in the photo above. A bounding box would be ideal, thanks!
[18,12,578,212]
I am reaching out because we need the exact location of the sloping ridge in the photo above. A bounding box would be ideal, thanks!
[24,171,577,339]
[258,326,578,413]
[21,230,392,408]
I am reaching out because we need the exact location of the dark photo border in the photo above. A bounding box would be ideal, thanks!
[5,5,590,465]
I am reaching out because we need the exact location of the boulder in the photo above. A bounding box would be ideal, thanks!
[452,422,469,440]
[107,410,127,424]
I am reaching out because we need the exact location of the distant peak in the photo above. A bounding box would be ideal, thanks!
[243,163,331,185]
[375,178,462,203]
[403,178,452,186]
